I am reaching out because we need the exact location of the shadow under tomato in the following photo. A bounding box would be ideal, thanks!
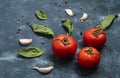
[48,53,75,66]
[98,44,111,52]
[78,39,85,49]
[74,62,98,77]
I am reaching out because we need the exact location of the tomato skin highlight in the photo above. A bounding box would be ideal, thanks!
[52,34,77,59]
[78,47,101,70]
[83,27,107,49]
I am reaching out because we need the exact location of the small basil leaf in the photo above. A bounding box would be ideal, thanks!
[18,47,44,58]
[61,19,73,35]
[96,14,118,30]
[35,10,47,20]
[31,24,54,37]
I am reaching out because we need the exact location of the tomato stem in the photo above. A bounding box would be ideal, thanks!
[85,48,100,55]
[85,48,93,54]
[61,34,70,46]
[93,29,104,37]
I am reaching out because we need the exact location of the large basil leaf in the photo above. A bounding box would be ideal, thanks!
[31,24,54,37]
[18,47,44,58]
[61,19,73,35]
[35,10,47,20]
[96,14,118,30]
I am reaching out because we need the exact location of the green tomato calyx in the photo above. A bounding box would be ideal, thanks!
[93,29,104,37]
[61,34,70,46]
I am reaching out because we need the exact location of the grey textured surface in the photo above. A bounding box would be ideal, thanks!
[0,0,120,78]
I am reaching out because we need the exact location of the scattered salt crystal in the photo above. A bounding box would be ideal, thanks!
[17,22,19,24]
[116,13,120,21]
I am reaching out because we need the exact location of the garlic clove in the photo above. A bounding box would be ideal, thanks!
[33,66,54,74]
[65,9,74,16]
[19,39,32,45]
[80,13,88,22]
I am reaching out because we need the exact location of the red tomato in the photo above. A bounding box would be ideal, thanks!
[52,34,77,59]
[78,47,101,70]
[83,27,107,49]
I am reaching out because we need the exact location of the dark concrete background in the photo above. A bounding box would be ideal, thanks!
[0,0,120,78]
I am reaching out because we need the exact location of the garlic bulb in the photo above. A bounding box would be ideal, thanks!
[19,39,32,45]
[33,66,54,74]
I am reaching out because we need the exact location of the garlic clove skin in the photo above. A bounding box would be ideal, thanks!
[33,66,54,74]
[19,39,32,45]
[80,13,88,22]
[65,9,74,16]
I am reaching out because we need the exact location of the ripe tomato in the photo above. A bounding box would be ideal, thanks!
[52,34,77,59]
[78,47,101,70]
[83,27,107,49]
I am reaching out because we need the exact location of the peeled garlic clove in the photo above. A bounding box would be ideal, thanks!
[33,66,54,74]
[65,9,74,16]
[19,39,32,45]
[80,13,88,22]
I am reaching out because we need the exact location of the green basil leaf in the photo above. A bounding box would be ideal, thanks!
[96,14,118,30]
[35,10,47,20]
[31,24,54,37]
[18,47,44,58]
[61,19,73,35]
